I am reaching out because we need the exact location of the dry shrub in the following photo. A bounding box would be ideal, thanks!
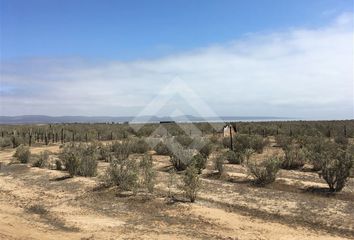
[59,143,98,177]
[319,147,353,192]
[281,144,306,169]
[139,154,156,193]
[105,158,139,193]
[168,140,194,171]
[153,141,171,155]
[224,150,243,164]
[181,165,201,202]
[130,138,150,154]
[0,137,12,148]
[13,145,31,163]
[247,157,280,186]
[191,153,207,174]
[32,150,50,168]
[275,135,292,148]
[214,153,225,176]
[79,145,98,177]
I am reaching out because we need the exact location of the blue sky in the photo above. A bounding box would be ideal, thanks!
[2,0,353,60]
[0,0,353,119]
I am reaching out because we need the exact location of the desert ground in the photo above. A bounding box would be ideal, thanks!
[0,139,353,240]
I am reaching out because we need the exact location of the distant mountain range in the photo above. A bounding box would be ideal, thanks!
[0,115,290,124]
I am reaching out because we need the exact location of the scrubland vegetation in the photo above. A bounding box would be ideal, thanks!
[1,120,354,239]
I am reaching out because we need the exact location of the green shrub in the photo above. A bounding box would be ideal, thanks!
[249,135,266,153]
[306,138,334,171]
[32,150,50,168]
[191,153,207,174]
[78,146,98,177]
[334,135,348,145]
[153,141,171,155]
[112,140,133,160]
[11,136,22,148]
[59,143,97,177]
[105,157,139,193]
[198,142,213,158]
[230,134,266,154]
[139,154,156,193]
[214,153,224,176]
[170,146,194,171]
[175,135,193,148]
[98,145,111,162]
[130,138,150,154]
[224,150,243,164]
[319,148,353,192]
[181,165,201,202]
[14,145,31,163]
[247,157,280,186]
[65,153,80,177]
[281,145,306,169]
[275,135,292,148]
[0,137,12,148]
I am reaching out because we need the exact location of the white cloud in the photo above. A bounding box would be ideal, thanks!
[1,13,353,119]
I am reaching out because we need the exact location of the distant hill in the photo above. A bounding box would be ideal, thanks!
[0,115,289,124]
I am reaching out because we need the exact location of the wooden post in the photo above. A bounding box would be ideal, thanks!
[29,131,32,146]
[72,132,75,142]
[61,128,64,143]
[229,126,233,151]
[45,133,48,145]
[344,125,347,137]
[85,133,88,142]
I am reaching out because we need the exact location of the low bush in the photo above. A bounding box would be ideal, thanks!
[334,135,348,145]
[95,142,111,162]
[62,151,80,177]
[230,134,266,154]
[139,154,156,193]
[281,145,306,169]
[32,150,50,168]
[175,135,193,148]
[250,135,266,153]
[224,150,243,164]
[214,153,224,176]
[170,147,194,171]
[0,137,12,148]
[181,165,201,203]
[191,153,207,174]
[130,138,150,154]
[59,144,98,177]
[11,136,22,148]
[306,138,335,171]
[79,145,98,177]
[275,135,292,148]
[247,157,280,186]
[319,148,353,192]
[105,157,139,193]
[153,141,171,155]
[14,145,31,163]
[112,140,133,160]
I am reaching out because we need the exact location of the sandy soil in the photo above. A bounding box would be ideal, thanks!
[0,145,353,240]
